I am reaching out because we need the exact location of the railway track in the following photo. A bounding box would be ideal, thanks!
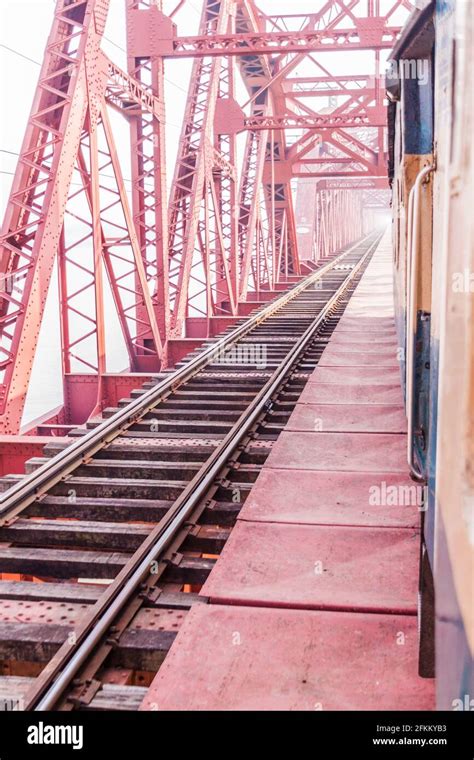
[0,231,382,711]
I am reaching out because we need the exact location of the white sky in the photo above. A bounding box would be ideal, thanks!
[0,0,408,426]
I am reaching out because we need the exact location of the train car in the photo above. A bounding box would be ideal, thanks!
[387,0,473,709]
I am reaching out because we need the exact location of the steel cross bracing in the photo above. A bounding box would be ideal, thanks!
[0,0,412,433]
[167,0,236,338]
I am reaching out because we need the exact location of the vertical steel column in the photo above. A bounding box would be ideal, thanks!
[126,0,170,360]
[167,0,232,337]
[0,0,111,432]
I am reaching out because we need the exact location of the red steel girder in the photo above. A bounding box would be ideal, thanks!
[294,171,388,179]
[0,0,113,432]
[126,0,171,351]
[318,178,390,190]
[234,1,302,292]
[166,25,402,57]
[167,0,237,338]
[244,112,387,131]
[0,0,414,433]
[0,0,163,432]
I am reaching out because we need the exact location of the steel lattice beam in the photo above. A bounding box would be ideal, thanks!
[165,25,402,57]
[244,112,387,130]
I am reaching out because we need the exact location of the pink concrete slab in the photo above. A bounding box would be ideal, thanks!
[334,323,396,335]
[346,309,394,314]
[238,469,422,527]
[322,343,398,356]
[286,403,407,434]
[347,292,393,298]
[346,286,392,290]
[319,346,398,367]
[329,332,398,346]
[267,431,407,472]
[346,299,393,307]
[307,366,401,386]
[140,605,435,711]
[201,522,419,614]
[344,310,394,319]
[349,304,394,308]
[347,289,392,295]
[343,290,393,297]
[335,317,396,329]
[299,382,404,405]
[334,328,397,339]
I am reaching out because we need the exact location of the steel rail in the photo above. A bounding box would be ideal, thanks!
[26,229,383,711]
[0,231,380,527]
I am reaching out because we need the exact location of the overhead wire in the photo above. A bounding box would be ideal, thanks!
[0,40,185,128]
